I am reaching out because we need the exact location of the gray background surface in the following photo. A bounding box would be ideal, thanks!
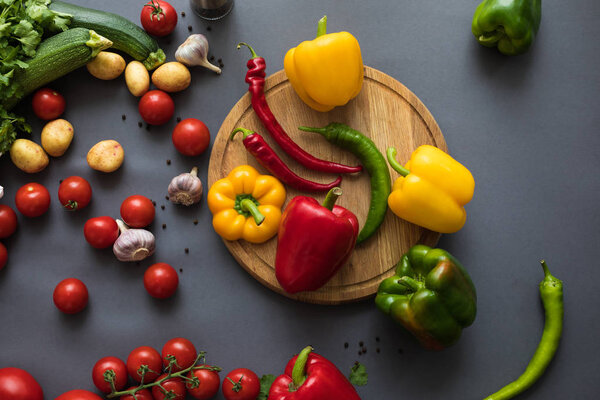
[1,0,599,398]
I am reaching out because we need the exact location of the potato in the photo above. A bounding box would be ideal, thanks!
[41,119,74,157]
[152,62,191,92]
[87,140,124,172]
[87,51,126,80]
[10,139,49,173]
[125,61,150,97]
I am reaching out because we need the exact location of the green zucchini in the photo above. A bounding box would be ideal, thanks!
[49,1,166,70]
[3,28,112,110]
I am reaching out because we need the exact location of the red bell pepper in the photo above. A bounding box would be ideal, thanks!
[275,187,358,293]
[269,346,361,399]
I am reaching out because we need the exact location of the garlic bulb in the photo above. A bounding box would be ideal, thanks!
[113,219,155,262]
[168,166,203,206]
[175,34,221,74]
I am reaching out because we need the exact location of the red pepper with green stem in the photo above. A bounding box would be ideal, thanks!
[237,42,362,175]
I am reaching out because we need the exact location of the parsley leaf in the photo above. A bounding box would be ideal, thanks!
[257,374,276,400]
[349,362,368,386]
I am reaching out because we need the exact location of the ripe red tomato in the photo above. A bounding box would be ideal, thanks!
[121,195,155,228]
[0,367,43,400]
[161,337,196,371]
[58,176,92,211]
[92,356,128,393]
[0,242,7,270]
[15,183,50,217]
[126,346,162,383]
[140,0,178,37]
[187,367,220,400]
[119,387,153,400]
[151,375,186,400]
[53,278,89,314]
[144,263,179,299]
[84,216,119,249]
[0,204,18,238]
[139,90,174,125]
[172,118,211,156]
[222,368,260,400]
[32,88,65,120]
[55,389,103,400]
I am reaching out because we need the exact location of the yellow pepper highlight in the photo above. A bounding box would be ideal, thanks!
[284,15,364,112]
[386,146,475,233]
[207,165,286,243]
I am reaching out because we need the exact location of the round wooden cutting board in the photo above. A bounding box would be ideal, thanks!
[208,67,445,304]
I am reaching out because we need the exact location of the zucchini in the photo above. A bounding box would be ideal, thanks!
[3,28,112,110]
[49,1,166,70]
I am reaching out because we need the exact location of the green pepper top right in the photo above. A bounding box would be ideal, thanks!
[472,0,542,55]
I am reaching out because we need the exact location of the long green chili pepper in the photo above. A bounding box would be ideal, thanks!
[298,123,391,244]
[484,260,563,400]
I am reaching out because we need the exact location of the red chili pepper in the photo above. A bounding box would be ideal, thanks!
[269,346,361,400]
[230,128,342,192]
[237,42,363,175]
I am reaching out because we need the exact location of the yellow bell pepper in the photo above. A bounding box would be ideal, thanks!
[386,146,475,233]
[284,16,364,112]
[207,165,286,243]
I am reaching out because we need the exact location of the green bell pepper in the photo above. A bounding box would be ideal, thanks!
[472,0,542,56]
[375,245,477,350]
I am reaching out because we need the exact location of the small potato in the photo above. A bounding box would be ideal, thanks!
[10,139,49,173]
[152,62,191,92]
[87,51,126,80]
[41,119,74,157]
[125,61,150,97]
[87,140,124,173]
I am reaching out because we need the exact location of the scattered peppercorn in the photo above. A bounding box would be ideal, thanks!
[146,125,151,131]
[217,58,222,63]
[162,224,166,229]
[161,205,165,210]
[138,121,143,128]
[398,348,403,354]
[179,268,183,272]
[376,348,380,353]
[206,26,212,31]
[375,337,380,342]
[165,196,169,201]
[193,219,198,225]
[358,351,362,356]
[136,262,141,266]
[344,342,349,349]
[181,11,185,17]
[121,114,126,121]
[185,248,189,254]
[209,55,215,61]
[362,347,367,353]
[187,25,192,32]
[176,116,181,122]
[152,201,156,207]
[59,179,63,184]
[359,341,364,347]
[166,160,171,165]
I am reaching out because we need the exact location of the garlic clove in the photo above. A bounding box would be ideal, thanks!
[175,34,222,74]
[113,219,156,262]
[168,166,203,206]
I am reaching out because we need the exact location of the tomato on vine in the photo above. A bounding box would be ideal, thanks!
[15,183,50,217]
[187,367,220,400]
[151,374,186,400]
[53,278,89,314]
[92,356,128,393]
[58,176,92,210]
[140,0,178,37]
[119,387,153,400]
[222,368,260,400]
[55,389,103,400]
[126,346,163,383]
[0,204,18,238]
[0,367,43,400]
[162,337,197,371]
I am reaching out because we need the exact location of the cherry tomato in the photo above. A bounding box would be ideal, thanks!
[187,367,220,400]
[172,118,211,156]
[55,389,103,400]
[92,356,128,393]
[0,204,18,238]
[121,195,155,228]
[58,176,92,211]
[15,183,50,218]
[0,242,7,270]
[161,337,196,371]
[222,368,260,400]
[139,90,174,125]
[0,367,43,400]
[151,374,186,400]
[126,346,162,383]
[32,88,65,120]
[84,216,119,249]
[119,387,153,400]
[53,278,89,314]
[140,0,178,37]
[144,263,179,299]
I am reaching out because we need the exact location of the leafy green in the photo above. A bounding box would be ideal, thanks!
[257,374,276,400]
[349,362,368,386]
[0,108,30,154]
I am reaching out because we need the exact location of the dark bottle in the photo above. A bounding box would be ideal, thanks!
[189,0,234,20]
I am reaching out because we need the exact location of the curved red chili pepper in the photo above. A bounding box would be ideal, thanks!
[237,42,362,175]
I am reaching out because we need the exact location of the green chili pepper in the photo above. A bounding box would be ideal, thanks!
[298,123,391,244]
[484,260,563,400]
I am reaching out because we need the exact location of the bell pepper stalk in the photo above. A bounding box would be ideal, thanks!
[268,346,361,399]
[275,187,358,293]
[386,146,475,234]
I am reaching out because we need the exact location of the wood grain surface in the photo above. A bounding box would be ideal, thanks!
[208,66,446,304]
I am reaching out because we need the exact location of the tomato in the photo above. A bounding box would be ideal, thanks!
[187,367,220,400]
[139,90,174,125]
[144,263,179,299]
[0,367,43,400]
[161,337,196,371]
[126,346,162,383]
[15,183,50,218]
[119,387,153,400]
[53,278,89,314]
[32,87,65,120]
[92,356,128,393]
[0,204,18,238]
[58,176,92,211]
[0,242,7,270]
[121,195,155,228]
[222,368,260,400]
[140,0,178,37]
[151,374,186,400]
[84,216,119,249]
[172,118,211,156]
[55,389,103,400]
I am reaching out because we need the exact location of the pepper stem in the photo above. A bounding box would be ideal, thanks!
[190,166,198,177]
[316,15,327,37]
[399,276,422,292]
[386,147,411,177]
[540,260,550,278]
[240,198,265,226]
[291,346,313,390]
[322,187,342,210]
[236,42,259,58]
[230,127,255,141]
[298,125,327,134]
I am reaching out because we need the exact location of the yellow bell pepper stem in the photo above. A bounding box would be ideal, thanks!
[316,15,327,37]
[239,197,265,226]
[387,147,411,177]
